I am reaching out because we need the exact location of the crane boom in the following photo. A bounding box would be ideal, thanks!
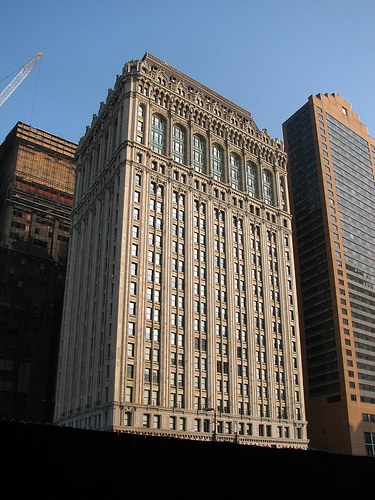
[0,52,43,108]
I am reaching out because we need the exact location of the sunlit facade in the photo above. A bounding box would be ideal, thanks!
[54,54,307,448]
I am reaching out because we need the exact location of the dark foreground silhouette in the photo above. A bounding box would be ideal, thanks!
[2,419,373,496]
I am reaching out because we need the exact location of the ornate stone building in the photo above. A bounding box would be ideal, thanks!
[54,54,308,448]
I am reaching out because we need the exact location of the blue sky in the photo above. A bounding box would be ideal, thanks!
[1,0,374,145]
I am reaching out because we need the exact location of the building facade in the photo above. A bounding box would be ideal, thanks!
[0,123,76,422]
[54,54,308,448]
[283,93,375,456]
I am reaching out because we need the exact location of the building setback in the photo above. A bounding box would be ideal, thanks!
[0,123,76,423]
[283,93,375,456]
[54,53,308,448]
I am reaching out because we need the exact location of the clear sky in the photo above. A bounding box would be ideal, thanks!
[1,0,374,146]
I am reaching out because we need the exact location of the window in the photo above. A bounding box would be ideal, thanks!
[132,226,139,239]
[365,432,375,457]
[129,301,136,315]
[193,135,206,172]
[130,263,137,275]
[170,416,177,430]
[143,414,150,427]
[126,387,133,403]
[151,114,165,154]
[154,415,161,429]
[129,281,137,295]
[172,125,185,164]
[230,154,241,190]
[212,145,224,181]
[247,163,258,198]
[263,170,274,205]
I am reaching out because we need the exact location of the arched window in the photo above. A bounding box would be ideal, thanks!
[263,170,274,205]
[230,154,241,190]
[151,114,165,154]
[172,125,185,164]
[212,144,224,181]
[193,135,206,172]
[247,163,258,198]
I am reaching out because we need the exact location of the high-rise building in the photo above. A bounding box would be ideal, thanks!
[0,122,76,422]
[54,53,308,448]
[283,93,375,456]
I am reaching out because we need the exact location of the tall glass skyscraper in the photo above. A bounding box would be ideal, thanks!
[283,93,375,455]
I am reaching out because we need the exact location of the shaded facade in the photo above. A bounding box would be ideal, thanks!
[54,54,308,448]
[283,93,375,455]
[0,123,76,422]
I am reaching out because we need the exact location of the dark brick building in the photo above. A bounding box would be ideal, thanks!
[0,122,76,422]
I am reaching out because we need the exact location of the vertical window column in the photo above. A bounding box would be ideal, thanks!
[126,173,142,404]
[170,191,186,409]
[193,199,208,410]
[233,216,250,416]
[144,181,164,407]
[213,207,229,414]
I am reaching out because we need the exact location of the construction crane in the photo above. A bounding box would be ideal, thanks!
[0,52,43,108]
